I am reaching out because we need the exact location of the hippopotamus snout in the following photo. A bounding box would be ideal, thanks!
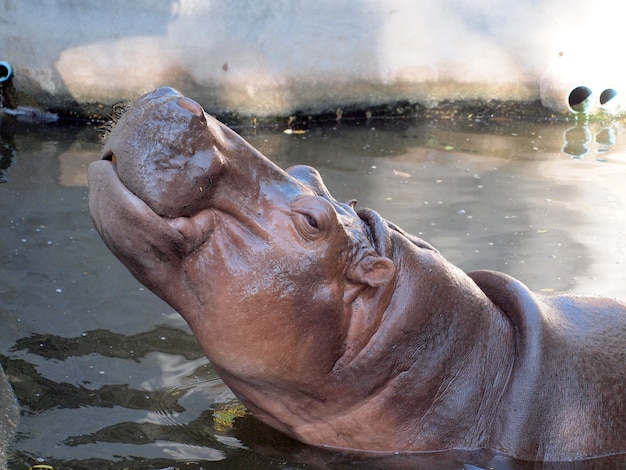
[100,87,238,218]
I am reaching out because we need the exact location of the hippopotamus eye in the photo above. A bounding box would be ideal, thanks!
[303,213,319,230]
[291,196,333,240]
[293,211,322,239]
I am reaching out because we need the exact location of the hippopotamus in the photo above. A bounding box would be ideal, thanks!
[88,87,626,462]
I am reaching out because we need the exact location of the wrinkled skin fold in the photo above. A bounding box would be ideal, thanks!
[88,87,626,462]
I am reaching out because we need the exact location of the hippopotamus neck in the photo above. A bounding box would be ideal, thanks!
[468,271,545,450]
[469,269,626,460]
[297,234,518,452]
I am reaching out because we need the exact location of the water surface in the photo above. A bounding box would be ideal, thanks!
[1,114,626,469]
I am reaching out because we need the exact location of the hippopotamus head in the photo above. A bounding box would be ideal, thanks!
[88,86,512,451]
[90,86,414,370]
[90,88,626,461]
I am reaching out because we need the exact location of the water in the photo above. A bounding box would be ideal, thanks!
[1,113,626,469]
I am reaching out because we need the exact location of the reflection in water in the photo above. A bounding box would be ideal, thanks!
[12,325,204,362]
[562,124,592,159]
[0,120,16,183]
[1,326,251,466]
[562,123,618,159]
[596,126,616,155]
[1,117,626,469]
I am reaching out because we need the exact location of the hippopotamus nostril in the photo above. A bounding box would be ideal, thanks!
[177,97,204,117]
[101,150,116,164]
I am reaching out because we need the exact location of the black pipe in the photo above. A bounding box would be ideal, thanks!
[0,61,12,84]
[599,88,619,111]
[567,85,594,114]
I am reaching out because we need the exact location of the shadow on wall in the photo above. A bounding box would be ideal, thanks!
[0,0,174,114]
[51,0,383,115]
[2,0,626,116]
[1,1,381,115]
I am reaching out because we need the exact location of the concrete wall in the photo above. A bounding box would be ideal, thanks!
[1,0,625,119]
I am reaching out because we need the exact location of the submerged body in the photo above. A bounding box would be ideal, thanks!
[88,87,626,461]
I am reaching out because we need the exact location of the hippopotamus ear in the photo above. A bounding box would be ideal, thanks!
[348,254,395,287]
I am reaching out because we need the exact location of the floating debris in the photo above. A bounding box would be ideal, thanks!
[392,169,411,178]
[213,402,247,431]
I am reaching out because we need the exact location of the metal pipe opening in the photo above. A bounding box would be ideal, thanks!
[599,88,619,111]
[567,85,594,114]
[0,61,13,84]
